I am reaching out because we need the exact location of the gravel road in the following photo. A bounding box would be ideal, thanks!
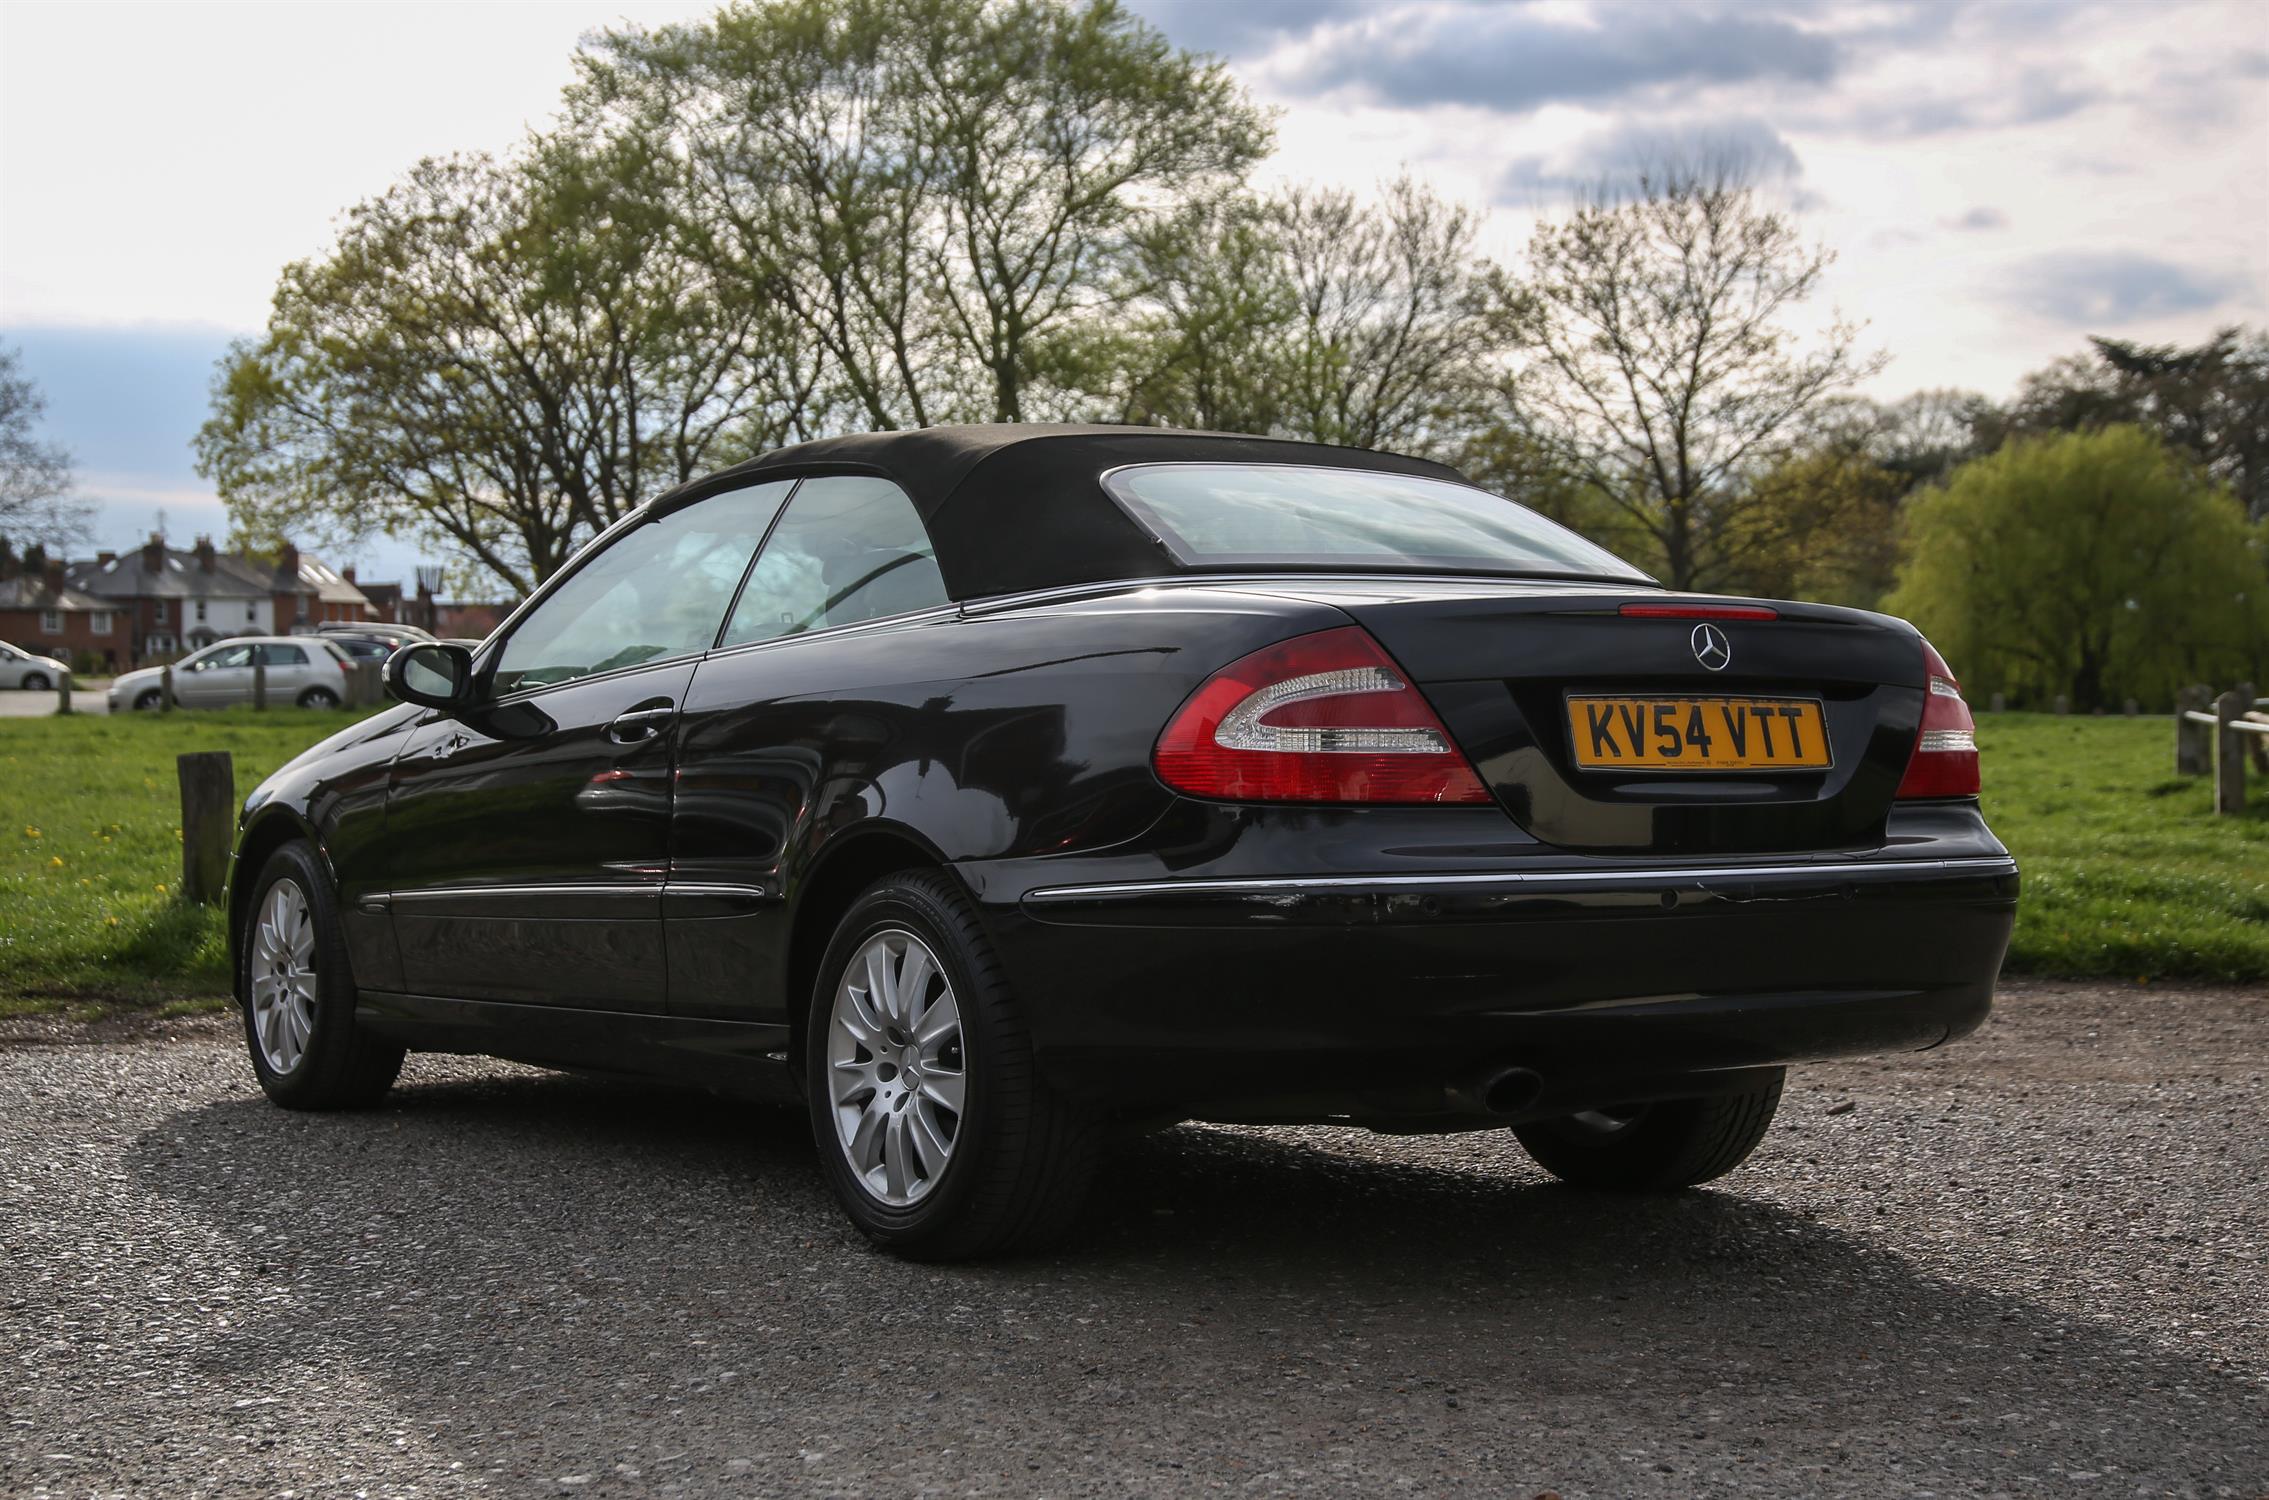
[3,980,2263,1498]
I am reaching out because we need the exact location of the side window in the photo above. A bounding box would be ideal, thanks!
[256,644,308,667]
[198,644,254,672]
[494,480,794,695]
[720,476,945,647]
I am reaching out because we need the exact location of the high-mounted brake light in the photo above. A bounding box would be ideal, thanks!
[1896,640,1980,798]
[1153,626,1492,805]
[1618,603,1780,621]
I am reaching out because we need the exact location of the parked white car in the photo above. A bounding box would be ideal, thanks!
[0,641,69,690]
[108,637,355,712]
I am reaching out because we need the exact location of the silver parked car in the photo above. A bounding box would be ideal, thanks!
[0,641,70,690]
[109,637,354,712]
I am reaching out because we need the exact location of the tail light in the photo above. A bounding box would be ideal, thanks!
[1153,626,1491,804]
[1896,640,1980,798]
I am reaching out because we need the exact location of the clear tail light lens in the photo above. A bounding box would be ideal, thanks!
[1153,626,1492,805]
[1896,640,1980,798]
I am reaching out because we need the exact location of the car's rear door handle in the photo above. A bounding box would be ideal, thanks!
[608,703,677,744]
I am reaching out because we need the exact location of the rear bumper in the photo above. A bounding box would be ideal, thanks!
[969,848,2017,1124]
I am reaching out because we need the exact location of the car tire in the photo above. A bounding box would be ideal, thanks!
[1511,1071,1785,1190]
[21,672,48,692]
[297,686,341,709]
[239,842,405,1110]
[805,870,1096,1260]
[133,688,163,711]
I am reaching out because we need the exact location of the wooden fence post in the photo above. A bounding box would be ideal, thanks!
[253,656,267,710]
[1988,692,2006,714]
[2213,688,2251,815]
[2176,684,2212,774]
[2053,694,2070,715]
[160,663,175,713]
[55,668,71,716]
[177,751,234,904]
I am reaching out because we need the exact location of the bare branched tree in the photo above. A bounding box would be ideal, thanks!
[0,344,89,550]
[1511,164,1885,589]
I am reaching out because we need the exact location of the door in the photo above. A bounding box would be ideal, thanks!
[175,642,253,706]
[254,642,314,701]
[381,479,796,1009]
[667,474,953,1021]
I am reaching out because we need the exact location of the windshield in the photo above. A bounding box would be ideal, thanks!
[1102,462,1647,581]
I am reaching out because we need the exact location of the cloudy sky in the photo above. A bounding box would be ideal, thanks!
[2,0,2263,586]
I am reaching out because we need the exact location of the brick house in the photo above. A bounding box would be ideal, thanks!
[0,558,128,669]
[66,535,373,665]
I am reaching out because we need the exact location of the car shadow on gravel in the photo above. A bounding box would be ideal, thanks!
[123,1064,2266,1492]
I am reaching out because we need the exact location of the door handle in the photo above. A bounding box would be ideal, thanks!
[608,703,677,744]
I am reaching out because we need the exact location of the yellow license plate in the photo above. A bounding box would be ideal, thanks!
[1566,695,1831,771]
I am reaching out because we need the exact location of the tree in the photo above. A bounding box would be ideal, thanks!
[575,0,1269,429]
[1886,425,2266,711]
[0,344,88,550]
[1117,178,1503,454]
[1509,165,1884,590]
[1983,327,2269,519]
[198,141,817,594]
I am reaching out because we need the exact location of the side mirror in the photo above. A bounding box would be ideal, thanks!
[384,642,476,710]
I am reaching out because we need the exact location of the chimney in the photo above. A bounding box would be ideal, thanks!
[194,535,216,572]
[279,542,301,580]
[342,565,356,585]
[42,559,65,596]
[141,533,165,574]
[96,550,116,568]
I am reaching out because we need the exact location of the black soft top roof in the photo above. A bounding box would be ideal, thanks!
[658,423,1469,601]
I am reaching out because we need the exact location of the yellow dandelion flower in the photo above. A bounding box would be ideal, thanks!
[23,827,40,839]
[49,856,65,869]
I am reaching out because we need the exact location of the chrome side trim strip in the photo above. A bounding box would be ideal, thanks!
[388,881,776,907]
[1023,856,2019,903]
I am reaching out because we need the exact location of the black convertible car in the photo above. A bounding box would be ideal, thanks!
[230,425,2016,1257]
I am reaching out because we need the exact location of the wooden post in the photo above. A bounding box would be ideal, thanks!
[2053,694,2070,715]
[1988,692,2006,714]
[253,655,267,710]
[2213,689,2249,815]
[2123,699,2139,717]
[55,668,71,716]
[2176,684,2212,774]
[177,751,234,904]
[160,663,175,713]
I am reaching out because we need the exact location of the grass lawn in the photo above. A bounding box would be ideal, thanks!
[0,707,377,1015]
[1978,712,2269,983]
[1,705,2262,1014]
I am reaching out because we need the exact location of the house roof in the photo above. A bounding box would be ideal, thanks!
[68,545,371,607]
[0,576,108,611]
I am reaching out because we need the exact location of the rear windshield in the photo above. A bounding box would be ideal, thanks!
[1103,462,1648,581]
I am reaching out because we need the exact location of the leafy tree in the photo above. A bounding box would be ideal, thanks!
[1508,165,1884,591]
[198,141,816,594]
[1886,425,2266,711]
[1118,179,1500,453]
[576,0,1268,428]
[1982,327,2269,518]
[0,344,88,550]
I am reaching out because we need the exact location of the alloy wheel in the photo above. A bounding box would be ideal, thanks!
[826,928,965,1206]
[248,879,318,1073]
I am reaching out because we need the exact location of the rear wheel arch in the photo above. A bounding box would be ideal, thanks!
[785,825,955,1071]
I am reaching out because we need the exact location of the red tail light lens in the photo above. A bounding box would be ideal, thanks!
[1154,626,1492,805]
[1896,640,1980,798]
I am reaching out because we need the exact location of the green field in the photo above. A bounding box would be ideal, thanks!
[1,707,2263,1014]
[0,707,377,1014]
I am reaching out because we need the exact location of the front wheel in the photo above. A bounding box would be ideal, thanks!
[133,688,163,711]
[1511,1071,1785,1190]
[21,671,49,692]
[239,842,404,1109]
[297,686,340,709]
[805,871,1095,1259]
